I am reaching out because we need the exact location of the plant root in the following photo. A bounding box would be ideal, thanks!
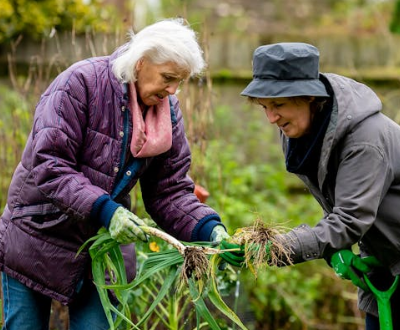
[230,218,293,277]
[140,226,215,284]
[181,246,210,283]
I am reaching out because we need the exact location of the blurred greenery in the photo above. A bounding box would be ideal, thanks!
[0,0,118,43]
[0,84,32,203]
[390,0,400,33]
[1,0,398,45]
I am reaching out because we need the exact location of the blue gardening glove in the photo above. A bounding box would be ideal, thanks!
[330,250,380,291]
[109,207,148,244]
[219,240,246,267]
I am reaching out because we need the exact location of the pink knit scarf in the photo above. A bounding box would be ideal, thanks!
[129,84,172,158]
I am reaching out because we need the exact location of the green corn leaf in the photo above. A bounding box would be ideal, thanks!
[208,255,249,330]
[90,239,119,259]
[135,266,180,327]
[91,255,116,329]
[75,228,109,257]
[108,303,138,330]
[142,284,169,317]
[101,250,183,292]
[89,232,138,330]
[188,278,221,330]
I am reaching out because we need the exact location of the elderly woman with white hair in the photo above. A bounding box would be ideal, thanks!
[0,18,228,330]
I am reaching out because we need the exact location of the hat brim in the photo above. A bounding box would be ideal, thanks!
[241,78,329,98]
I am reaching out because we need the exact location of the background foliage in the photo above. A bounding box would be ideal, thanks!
[1,0,400,329]
[0,0,118,43]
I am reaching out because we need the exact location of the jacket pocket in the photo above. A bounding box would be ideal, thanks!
[2,222,89,304]
[12,202,61,221]
[10,202,99,249]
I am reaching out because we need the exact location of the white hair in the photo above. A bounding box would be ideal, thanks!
[112,18,206,83]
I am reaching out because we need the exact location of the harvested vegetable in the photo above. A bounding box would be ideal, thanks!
[79,226,246,330]
[230,218,293,277]
[79,218,290,329]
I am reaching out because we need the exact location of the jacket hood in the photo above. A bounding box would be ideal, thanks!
[313,73,382,189]
[323,73,382,143]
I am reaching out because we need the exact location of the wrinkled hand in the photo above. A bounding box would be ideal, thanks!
[330,250,380,291]
[109,207,148,244]
[219,240,246,267]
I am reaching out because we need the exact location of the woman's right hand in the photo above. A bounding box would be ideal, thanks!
[108,207,148,244]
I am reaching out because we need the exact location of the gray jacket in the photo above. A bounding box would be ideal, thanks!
[280,73,400,315]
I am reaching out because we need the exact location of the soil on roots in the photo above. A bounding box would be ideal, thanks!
[181,246,210,282]
[231,219,293,276]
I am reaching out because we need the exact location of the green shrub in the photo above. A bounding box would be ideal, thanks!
[0,84,33,208]
[0,0,117,43]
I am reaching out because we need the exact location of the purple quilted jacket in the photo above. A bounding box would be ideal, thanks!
[0,48,221,304]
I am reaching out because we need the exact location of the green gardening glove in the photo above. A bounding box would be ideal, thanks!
[219,240,274,267]
[219,240,245,267]
[109,207,148,244]
[330,250,380,291]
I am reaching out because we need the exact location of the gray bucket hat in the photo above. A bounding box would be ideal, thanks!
[241,42,329,98]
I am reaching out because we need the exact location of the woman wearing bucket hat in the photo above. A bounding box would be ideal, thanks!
[221,42,400,329]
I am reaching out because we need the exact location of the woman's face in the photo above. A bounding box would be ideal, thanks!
[257,97,314,138]
[135,58,188,106]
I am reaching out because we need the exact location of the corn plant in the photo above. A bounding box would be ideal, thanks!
[127,249,196,330]
[79,226,249,330]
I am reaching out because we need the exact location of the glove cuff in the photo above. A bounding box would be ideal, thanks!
[191,214,222,241]
[91,194,122,228]
[209,225,229,242]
